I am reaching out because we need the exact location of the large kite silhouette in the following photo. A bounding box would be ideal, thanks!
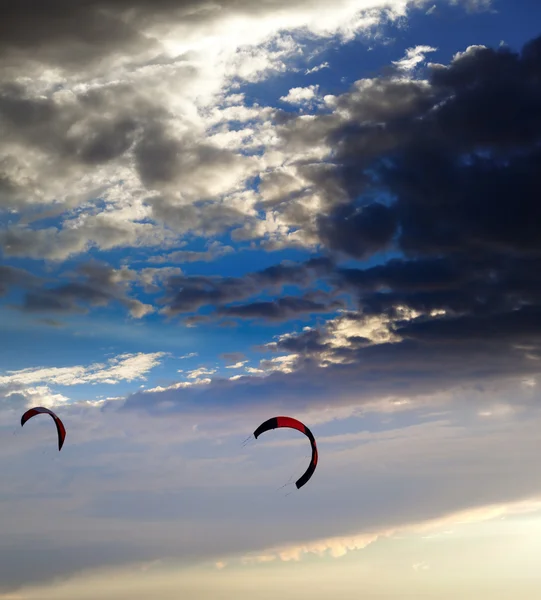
[253,416,318,489]
[21,407,66,451]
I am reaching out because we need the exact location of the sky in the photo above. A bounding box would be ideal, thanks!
[1,0,541,597]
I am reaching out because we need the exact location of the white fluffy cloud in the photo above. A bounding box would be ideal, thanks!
[0,352,166,387]
[280,85,320,105]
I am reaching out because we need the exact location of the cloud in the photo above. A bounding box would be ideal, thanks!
[137,267,184,292]
[0,352,166,387]
[149,241,235,264]
[158,256,334,318]
[3,396,541,593]
[0,0,496,267]
[280,85,320,105]
[245,497,541,568]
[0,385,70,410]
[0,261,156,319]
[123,309,540,419]
[249,498,541,564]
[221,352,246,365]
[17,261,154,318]
[186,367,217,379]
[225,361,248,369]
[317,201,397,258]
[392,45,437,72]
[0,265,41,295]
[216,294,345,321]
[0,0,430,262]
[305,62,330,74]
[64,34,535,426]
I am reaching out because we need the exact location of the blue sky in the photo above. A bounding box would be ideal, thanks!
[1,0,541,597]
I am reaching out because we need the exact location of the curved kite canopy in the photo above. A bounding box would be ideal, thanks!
[253,416,318,489]
[21,407,66,451]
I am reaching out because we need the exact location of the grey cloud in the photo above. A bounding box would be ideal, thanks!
[135,125,250,193]
[332,76,435,124]
[0,1,153,75]
[0,82,141,170]
[160,274,254,316]
[18,261,153,318]
[137,266,184,292]
[216,294,345,321]
[124,330,541,418]
[0,0,500,268]
[0,228,88,260]
[336,257,471,294]
[159,256,334,317]
[0,0,285,71]
[149,197,250,237]
[220,352,246,364]
[183,314,211,327]
[0,264,41,295]
[396,305,541,345]
[317,201,397,258]
[265,327,329,355]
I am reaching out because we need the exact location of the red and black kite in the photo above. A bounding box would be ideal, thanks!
[21,407,66,451]
[253,416,318,489]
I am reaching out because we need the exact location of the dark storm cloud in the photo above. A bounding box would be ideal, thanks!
[340,253,541,322]
[290,35,541,318]
[396,305,541,345]
[337,257,471,293]
[311,37,541,258]
[317,201,397,258]
[256,37,539,259]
